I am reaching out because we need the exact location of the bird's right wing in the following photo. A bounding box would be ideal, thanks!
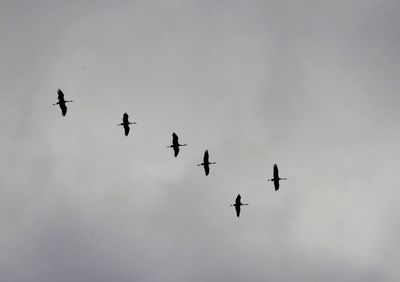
[124,124,130,136]
[60,103,67,116]
[204,164,209,175]
[274,179,279,191]
[235,205,241,217]
[174,146,179,157]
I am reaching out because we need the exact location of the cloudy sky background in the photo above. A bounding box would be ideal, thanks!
[1,0,400,281]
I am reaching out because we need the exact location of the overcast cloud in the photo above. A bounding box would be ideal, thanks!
[1,0,400,281]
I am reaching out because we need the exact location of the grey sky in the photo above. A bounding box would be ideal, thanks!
[1,0,400,281]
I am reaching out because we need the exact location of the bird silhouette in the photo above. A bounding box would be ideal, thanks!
[268,164,287,191]
[118,113,136,136]
[167,132,187,157]
[230,194,249,217]
[197,150,216,176]
[53,89,73,116]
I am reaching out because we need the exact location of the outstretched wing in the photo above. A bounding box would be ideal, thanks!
[204,163,209,175]
[274,179,279,191]
[173,145,179,157]
[172,133,178,146]
[235,205,241,217]
[57,89,64,100]
[123,113,129,124]
[60,103,67,116]
[124,124,130,136]
[235,194,241,205]
[273,164,279,179]
[204,150,209,163]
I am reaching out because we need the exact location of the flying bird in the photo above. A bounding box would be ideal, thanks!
[197,150,216,176]
[230,194,249,218]
[53,89,73,116]
[268,164,287,191]
[167,132,187,157]
[118,113,136,136]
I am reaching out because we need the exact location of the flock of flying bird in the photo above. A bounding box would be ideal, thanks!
[53,89,287,218]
